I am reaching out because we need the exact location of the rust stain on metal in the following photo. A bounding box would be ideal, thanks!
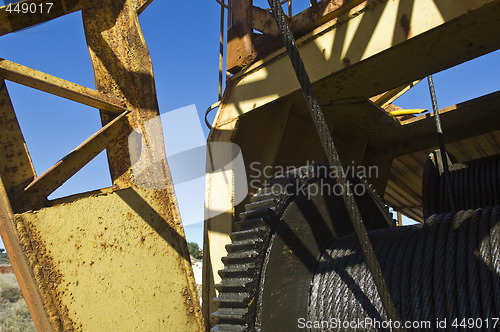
[82,0,162,189]
[182,286,197,318]
[12,110,130,213]
[14,187,203,330]
[0,80,36,198]
[0,58,126,113]
[15,214,77,331]
[400,14,411,39]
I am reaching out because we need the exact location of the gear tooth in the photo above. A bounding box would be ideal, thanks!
[213,163,391,330]
[215,278,254,293]
[211,324,248,331]
[225,238,264,253]
[212,308,249,325]
[221,250,259,265]
[234,217,270,231]
[229,227,267,241]
[214,293,251,308]
[249,191,276,203]
[213,174,281,331]
[256,178,292,196]
[244,198,277,213]
[218,264,257,279]
[239,207,274,221]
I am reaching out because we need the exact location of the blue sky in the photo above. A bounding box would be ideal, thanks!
[0,1,499,249]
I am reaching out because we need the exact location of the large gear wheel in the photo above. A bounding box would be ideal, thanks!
[212,161,500,332]
[211,164,393,331]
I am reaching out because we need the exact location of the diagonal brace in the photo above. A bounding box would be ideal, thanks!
[0,0,90,36]
[12,110,129,212]
[0,58,126,113]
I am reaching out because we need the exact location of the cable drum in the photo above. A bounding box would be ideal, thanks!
[425,155,500,218]
[308,206,500,331]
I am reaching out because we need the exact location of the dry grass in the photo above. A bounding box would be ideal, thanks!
[0,273,35,332]
[0,253,9,266]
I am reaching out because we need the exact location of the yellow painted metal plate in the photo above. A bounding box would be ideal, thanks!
[17,186,202,331]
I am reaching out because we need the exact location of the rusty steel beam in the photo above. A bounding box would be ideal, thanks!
[1,0,204,330]
[252,0,365,38]
[0,178,54,331]
[0,0,86,36]
[81,1,205,329]
[229,0,367,72]
[12,110,129,213]
[82,1,166,186]
[227,0,255,73]
[218,0,500,126]
[136,0,153,14]
[252,6,279,37]
[0,80,36,198]
[207,2,500,326]
[0,58,126,113]
[0,0,153,37]
[289,0,365,37]
[0,85,53,331]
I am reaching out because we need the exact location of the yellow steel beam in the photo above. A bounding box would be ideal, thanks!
[75,0,203,329]
[388,108,426,118]
[82,0,167,187]
[12,110,129,213]
[0,0,87,36]
[0,80,36,198]
[203,128,239,327]
[372,80,421,109]
[0,58,126,113]
[291,0,366,37]
[15,185,201,331]
[217,0,500,127]
[380,90,500,155]
[252,0,366,38]
[205,1,500,326]
[2,0,203,330]
[0,177,54,331]
[0,0,151,36]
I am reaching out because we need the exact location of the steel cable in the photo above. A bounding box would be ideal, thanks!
[467,209,482,320]
[491,158,496,206]
[497,157,500,205]
[432,155,500,215]
[265,0,400,325]
[432,211,453,322]
[427,75,455,212]
[309,207,500,331]
[421,215,437,322]
[409,216,429,322]
[455,209,470,321]
[390,226,407,318]
[343,246,362,329]
[479,208,494,324]
[400,223,418,322]
[490,206,500,315]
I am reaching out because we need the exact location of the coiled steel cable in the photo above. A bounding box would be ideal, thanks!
[308,206,500,331]
[428,155,500,216]
[265,0,400,325]
[490,207,500,313]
